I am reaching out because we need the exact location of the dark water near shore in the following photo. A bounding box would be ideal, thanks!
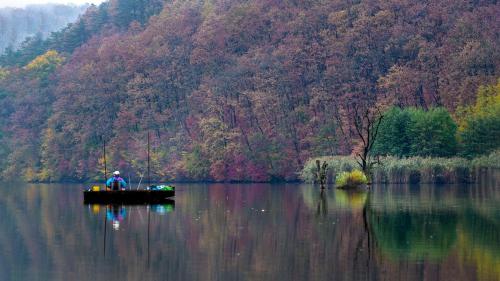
[0,178,499,280]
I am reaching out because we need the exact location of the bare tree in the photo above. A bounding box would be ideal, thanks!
[347,102,384,179]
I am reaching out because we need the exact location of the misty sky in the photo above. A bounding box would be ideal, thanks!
[0,0,105,8]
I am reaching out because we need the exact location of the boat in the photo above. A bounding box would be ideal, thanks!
[84,187,175,204]
[84,133,175,205]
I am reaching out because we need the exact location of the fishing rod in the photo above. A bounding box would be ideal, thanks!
[102,136,108,256]
[147,131,151,186]
[103,137,107,187]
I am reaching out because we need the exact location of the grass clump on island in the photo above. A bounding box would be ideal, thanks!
[301,150,500,184]
[335,170,368,188]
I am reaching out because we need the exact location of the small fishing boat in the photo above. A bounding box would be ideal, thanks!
[84,133,175,204]
[84,186,175,204]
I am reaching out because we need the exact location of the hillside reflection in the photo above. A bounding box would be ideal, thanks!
[0,181,498,281]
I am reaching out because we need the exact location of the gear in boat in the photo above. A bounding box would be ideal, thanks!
[84,184,175,204]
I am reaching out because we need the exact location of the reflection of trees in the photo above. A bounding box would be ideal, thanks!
[316,189,327,217]
[0,184,187,280]
[461,209,500,252]
[457,208,500,281]
[0,183,377,280]
[364,182,500,281]
[368,208,457,261]
[1,182,499,281]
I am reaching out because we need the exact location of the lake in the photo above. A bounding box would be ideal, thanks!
[0,177,499,281]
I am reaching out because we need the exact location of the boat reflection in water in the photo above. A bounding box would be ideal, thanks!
[87,201,175,215]
[150,203,175,215]
[85,200,176,265]
[87,201,175,231]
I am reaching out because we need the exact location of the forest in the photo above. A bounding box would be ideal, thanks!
[0,4,87,54]
[0,0,498,182]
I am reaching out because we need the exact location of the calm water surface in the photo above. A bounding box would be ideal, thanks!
[0,178,499,281]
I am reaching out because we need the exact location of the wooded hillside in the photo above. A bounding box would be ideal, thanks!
[0,0,498,182]
[0,4,87,54]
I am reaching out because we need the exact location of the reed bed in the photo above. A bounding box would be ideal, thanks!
[301,151,500,184]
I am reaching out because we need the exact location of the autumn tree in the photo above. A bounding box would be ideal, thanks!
[458,80,500,157]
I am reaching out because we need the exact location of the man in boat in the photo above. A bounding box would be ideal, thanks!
[106,171,127,191]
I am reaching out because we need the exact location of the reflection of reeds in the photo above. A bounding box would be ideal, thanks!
[301,152,500,184]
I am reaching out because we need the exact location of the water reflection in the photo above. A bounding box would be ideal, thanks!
[368,203,458,261]
[106,205,127,230]
[0,181,498,281]
[150,204,175,215]
[371,184,499,281]
[302,183,500,281]
[334,189,368,211]
[316,189,328,217]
